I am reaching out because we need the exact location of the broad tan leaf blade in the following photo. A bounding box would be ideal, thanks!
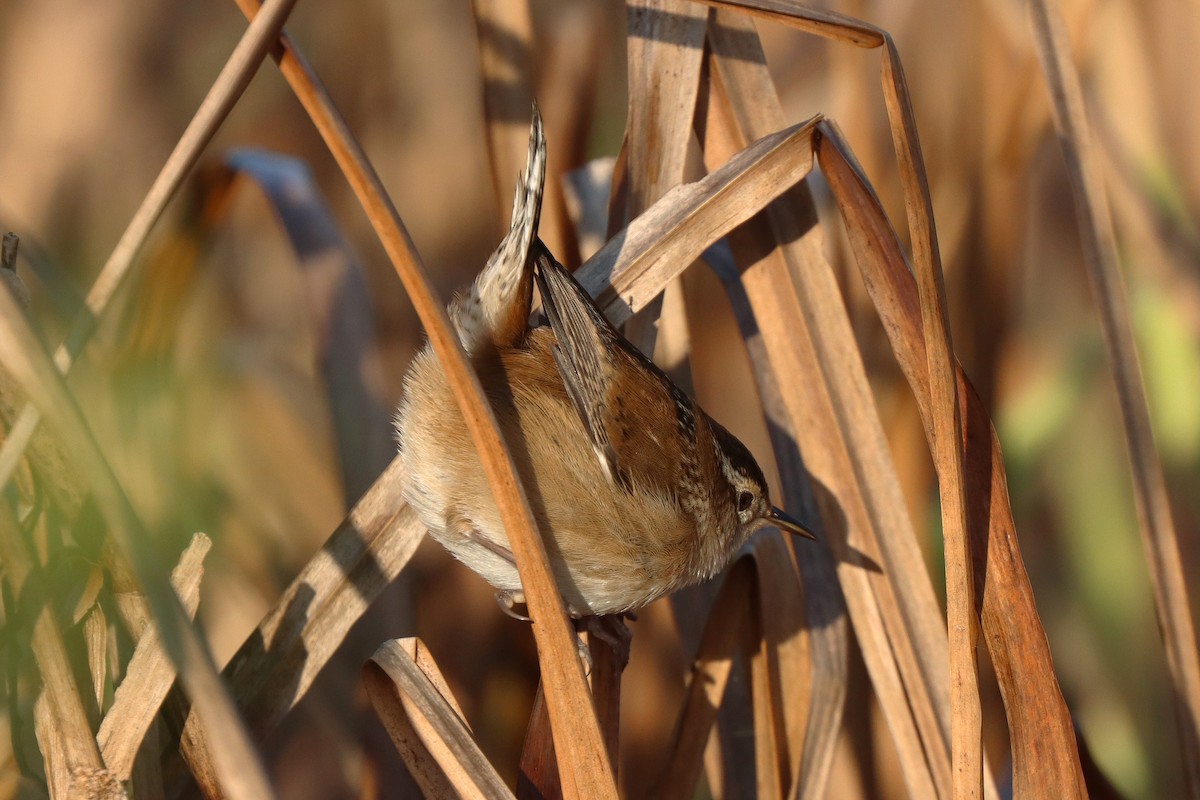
[365,639,513,800]
[177,456,422,781]
[746,535,806,796]
[625,0,708,216]
[655,556,757,799]
[81,604,107,711]
[473,0,537,229]
[1028,1,1200,793]
[98,533,211,781]
[621,0,709,355]
[574,115,821,325]
[229,3,617,797]
[707,244,848,800]
[697,8,1002,796]
[816,120,1088,798]
[517,686,560,800]
[876,38,983,797]
[0,285,273,800]
[695,12,955,798]
[221,150,394,501]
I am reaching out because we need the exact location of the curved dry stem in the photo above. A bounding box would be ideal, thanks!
[877,33,981,799]
[227,3,616,797]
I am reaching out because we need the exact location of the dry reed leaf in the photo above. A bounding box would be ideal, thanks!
[1028,1,1200,792]
[219,150,393,500]
[31,696,124,800]
[228,5,616,795]
[0,288,273,799]
[875,37,982,799]
[746,535,811,796]
[97,532,211,781]
[700,10,955,796]
[176,456,421,792]
[473,0,537,231]
[625,0,708,218]
[621,0,709,356]
[707,244,848,800]
[31,695,73,799]
[517,686,560,800]
[574,115,821,325]
[535,2,605,266]
[816,121,1088,797]
[706,5,993,796]
[82,605,108,712]
[0,504,109,789]
[655,556,756,798]
[696,10,954,798]
[365,638,513,800]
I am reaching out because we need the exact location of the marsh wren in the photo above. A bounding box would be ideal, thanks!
[395,106,815,618]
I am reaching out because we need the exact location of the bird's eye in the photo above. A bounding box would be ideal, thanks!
[737,491,754,513]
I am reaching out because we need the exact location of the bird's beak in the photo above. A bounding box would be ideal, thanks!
[770,507,818,541]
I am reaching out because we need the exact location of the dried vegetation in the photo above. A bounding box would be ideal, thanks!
[0,0,1197,798]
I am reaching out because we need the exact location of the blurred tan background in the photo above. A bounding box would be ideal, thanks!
[0,0,1197,797]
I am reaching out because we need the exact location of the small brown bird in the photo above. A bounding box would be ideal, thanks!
[395,106,814,618]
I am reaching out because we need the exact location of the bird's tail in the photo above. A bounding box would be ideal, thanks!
[452,103,546,353]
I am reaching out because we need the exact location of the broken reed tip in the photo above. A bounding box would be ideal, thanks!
[2,233,17,272]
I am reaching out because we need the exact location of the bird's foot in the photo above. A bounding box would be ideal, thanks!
[574,614,633,672]
[494,590,531,622]
[493,593,632,672]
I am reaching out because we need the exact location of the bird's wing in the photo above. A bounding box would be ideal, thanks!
[532,241,692,499]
